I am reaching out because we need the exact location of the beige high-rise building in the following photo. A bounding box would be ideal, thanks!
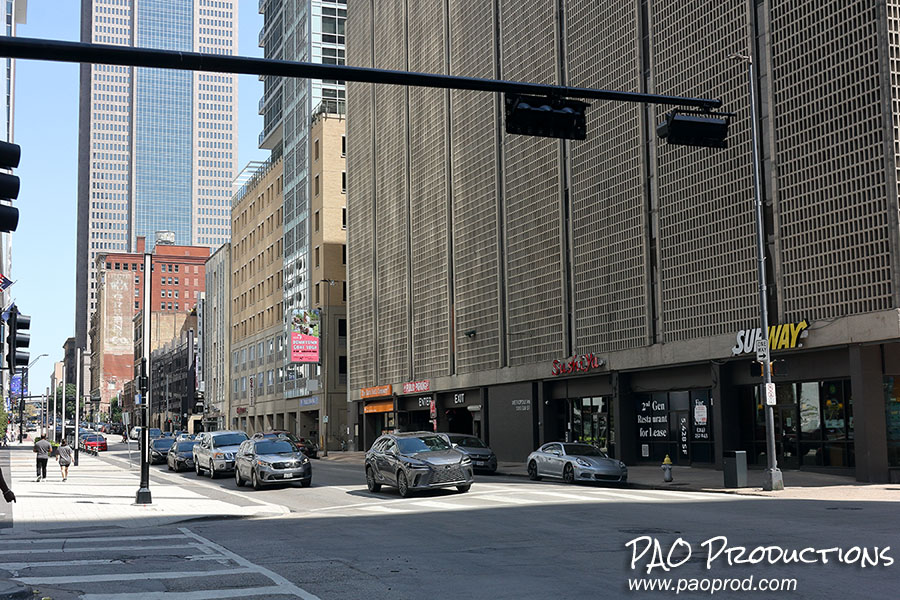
[230,156,286,434]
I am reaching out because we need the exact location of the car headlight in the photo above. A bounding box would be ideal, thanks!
[302,457,310,464]
[460,456,472,465]
[256,459,271,467]
[404,458,429,468]
[213,452,224,459]
[576,458,592,468]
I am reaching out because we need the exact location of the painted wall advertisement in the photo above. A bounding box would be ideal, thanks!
[290,309,320,363]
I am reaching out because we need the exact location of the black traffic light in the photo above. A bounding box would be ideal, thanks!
[505,94,589,140]
[657,109,731,148]
[751,359,787,377]
[5,304,29,373]
[0,141,21,233]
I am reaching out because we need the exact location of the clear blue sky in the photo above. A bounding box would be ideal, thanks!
[13,3,267,395]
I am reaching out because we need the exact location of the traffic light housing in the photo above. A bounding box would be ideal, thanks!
[0,141,21,233]
[657,109,731,148]
[505,94,589,140]
[5,305,29,373]
[751,359,787,377]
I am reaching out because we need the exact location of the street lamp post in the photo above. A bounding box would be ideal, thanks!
[732,52,784,491]
[135,252,152,504]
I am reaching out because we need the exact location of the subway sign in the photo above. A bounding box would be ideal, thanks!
[731,319,809,356]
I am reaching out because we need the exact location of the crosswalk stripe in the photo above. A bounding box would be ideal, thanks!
[81,585,299,600]
[478,494,542,505]
[578,489,673,502]
[17,567,254,585]
[620,488,738,501]
[0,534,188,545]
[523,490,596,502]
[0,555,229,571]
[0,543,202,555]
[357,504,411,514]
[410,499,463,510]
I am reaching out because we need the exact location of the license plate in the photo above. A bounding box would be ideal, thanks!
[282,473,293,479]
[475,461,484,466]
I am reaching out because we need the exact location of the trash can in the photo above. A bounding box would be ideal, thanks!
[723,450,747,488]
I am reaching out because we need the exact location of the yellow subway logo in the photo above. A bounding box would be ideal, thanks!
[730,320,809,356]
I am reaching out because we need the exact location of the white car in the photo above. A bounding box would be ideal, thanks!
[193,430,249,478]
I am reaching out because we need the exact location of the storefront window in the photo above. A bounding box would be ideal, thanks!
[884,377,900,467]
[572,397,609,451]
[635,390,712,465]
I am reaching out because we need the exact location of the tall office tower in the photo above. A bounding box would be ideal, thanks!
[75,0,238,351]
[258,0,346,399]
[347,1,900,483]
[0,0,26,402]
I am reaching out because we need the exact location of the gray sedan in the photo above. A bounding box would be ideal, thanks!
[526,442,627,484]
[234,438,312,490]
[447,434,497,473]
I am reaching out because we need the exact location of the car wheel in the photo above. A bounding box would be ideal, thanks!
[251,469,262,491]
[195,460,203,476]
[235,468,244,487]
[563,463,575,484]
[528,460,542,481]
[209,461,217,479]
[167,460,173,471]
[299,478,312,488]
[397,471,411,498]
[365,466,381,493]
[457,484,471,493]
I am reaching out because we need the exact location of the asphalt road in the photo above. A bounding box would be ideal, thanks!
[6,439,898,600]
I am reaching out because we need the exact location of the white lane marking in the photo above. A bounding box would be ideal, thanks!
[101,453,289,513]
[0,534,187,545]
[523,490,597,502]
[179,527,322,600]
[577,489,676,502]
[0,543,202,555]
[330,486,361,492]
[81,585,298,600]
[357,504,411,514]
[617,488,741,501]
[17,567,254,585]
[477,494,543,506]
[0,555,229,570]
[410,499,468,510]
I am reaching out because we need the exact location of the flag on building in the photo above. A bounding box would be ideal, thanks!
[0,273,13,291]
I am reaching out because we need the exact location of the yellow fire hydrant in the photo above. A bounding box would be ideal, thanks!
[661,454,673,482]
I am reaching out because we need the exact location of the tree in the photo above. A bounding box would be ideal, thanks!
[54,383,78,417]
[110,396,123,423]
[0,400,7,439]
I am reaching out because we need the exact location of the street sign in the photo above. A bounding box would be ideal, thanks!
[765,382,777,406]
[755,338,769,362]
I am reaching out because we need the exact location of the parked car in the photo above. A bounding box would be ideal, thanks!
[108,423,125,435]
[193,430,249,478]
[76,431,96,448]
[176,433,196,441]
[252,431,318,459]
[235,438,312,490]
[149,438,176,464]
[526,442,627,484]
[365,431,474,498]
[130,426,142,440]
[167,440,197,472]
[446,434,497,474]
[82,435,108,452]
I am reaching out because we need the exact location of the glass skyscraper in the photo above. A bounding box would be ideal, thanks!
[75,0,237,350]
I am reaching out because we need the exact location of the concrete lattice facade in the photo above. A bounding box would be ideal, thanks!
[347,1,900,482]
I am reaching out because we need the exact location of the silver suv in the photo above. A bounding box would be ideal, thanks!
[193,430,249,478]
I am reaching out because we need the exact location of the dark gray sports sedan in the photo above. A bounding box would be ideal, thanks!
[365,431,475,497]
[526,442,627,484]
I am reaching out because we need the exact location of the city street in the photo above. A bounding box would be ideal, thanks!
[0,438,897,599]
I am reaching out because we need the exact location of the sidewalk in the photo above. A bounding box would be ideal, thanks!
[319,451,900,502]
[1,443,288,535]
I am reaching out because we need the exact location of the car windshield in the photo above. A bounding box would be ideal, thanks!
[563,444,606,457]
[86,436,103,442]
[151,439,175,450]
[451,436,487,448]
[396,435,452,454]
[176,441,197,452]
[255,440,296,454]
[212,433,248,447]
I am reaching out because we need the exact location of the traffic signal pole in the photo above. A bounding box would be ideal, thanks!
[135,252,152,505]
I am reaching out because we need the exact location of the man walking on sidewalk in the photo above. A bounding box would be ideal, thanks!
[33,435,52,482]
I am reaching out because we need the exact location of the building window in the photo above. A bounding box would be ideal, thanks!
[135,301,139,309]
[160,302,165,310]
[314,246,320,268]
[315,283,320,305]
[341,171,346,193]
[342,244,347,265]
[114,262,120,270]
[342,207,347,229]
[313,138,319,161]
[174,265,179,272]
[342,280,347,301]
[161,290,165,297]
[314,210,320,232]
[314,175,320,197]
[341,135,346,157]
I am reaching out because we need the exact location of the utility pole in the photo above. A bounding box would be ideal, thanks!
[74,347,81,466]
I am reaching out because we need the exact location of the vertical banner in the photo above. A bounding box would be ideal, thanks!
[290,309,321,363]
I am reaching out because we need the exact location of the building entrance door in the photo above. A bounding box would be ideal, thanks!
[776,405,799,469]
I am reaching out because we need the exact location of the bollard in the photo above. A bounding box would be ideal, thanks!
[661,454,673,482]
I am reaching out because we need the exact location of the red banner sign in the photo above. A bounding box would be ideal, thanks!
[551,353,604,376]
[402,380,431,394]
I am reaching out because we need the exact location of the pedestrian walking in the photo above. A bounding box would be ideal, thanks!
[56,439,73,481]
[33,435,52,482]
[0,464,14,503]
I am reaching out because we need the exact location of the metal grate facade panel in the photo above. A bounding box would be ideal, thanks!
[409,0,452,379]
[566,0,648,352]
[652,1,757,342]
[373,1,410,384]
[449,0,503,373]
[772,0,893,320]
[500,0,566,365]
